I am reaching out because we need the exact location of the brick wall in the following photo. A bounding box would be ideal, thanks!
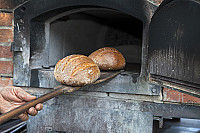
[0,13,13,87]
[163,88,200,104]
[0,0,27,87]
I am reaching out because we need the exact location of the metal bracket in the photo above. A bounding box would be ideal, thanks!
[153,116,164,128]
[149,83,161,95]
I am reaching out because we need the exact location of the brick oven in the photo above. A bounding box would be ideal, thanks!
[1,0,200,132]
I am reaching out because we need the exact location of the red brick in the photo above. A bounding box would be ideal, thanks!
[163,87,200,104]
[0,13,13,26]
[182,93,200,104]
[0,45,13,58]
[0,29,13,42]
[0,61,13,74]
[0,77,13,87]
[163,88,182,102]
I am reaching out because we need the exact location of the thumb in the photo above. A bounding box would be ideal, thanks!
[14,87,36,101]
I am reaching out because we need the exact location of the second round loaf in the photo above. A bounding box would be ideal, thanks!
[89,47,126,70]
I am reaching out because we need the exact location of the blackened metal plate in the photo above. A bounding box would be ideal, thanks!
[148,0,200,88]
[141,102,200,119]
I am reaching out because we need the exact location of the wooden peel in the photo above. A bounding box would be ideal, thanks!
[0,70,123,125]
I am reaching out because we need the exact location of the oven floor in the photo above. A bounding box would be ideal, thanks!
[32,63,142,92]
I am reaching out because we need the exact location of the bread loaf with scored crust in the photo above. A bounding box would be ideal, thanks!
[88,47,126,70]
[54,55,100,86]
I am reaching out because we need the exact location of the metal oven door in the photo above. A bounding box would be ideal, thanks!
[148,0,200,97]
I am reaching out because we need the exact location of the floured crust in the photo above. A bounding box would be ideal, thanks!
[89,47,126,70]
[54,55,100,86]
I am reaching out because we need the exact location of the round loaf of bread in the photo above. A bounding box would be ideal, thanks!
[88,47,126,70]
[54,55,100,86]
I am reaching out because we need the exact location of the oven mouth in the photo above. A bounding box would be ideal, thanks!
[13,2,156,94]
[28,7,143,88]
[30,8,143,68]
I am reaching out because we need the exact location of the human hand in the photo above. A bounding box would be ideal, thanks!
[0,86,43,121]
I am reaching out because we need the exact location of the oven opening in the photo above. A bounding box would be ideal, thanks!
[29,8,143,88]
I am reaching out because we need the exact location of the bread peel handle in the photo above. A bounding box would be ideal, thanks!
[0,70,123,125]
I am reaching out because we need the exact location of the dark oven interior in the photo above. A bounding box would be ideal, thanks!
[30,8,143,73]
[13,0,157,95]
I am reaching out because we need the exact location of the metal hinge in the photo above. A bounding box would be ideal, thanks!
[11,42,23,52]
